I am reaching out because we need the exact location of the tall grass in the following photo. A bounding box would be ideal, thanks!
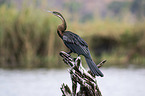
[0,5,66,68]
[0,4,145,68]
[70,19,145,67]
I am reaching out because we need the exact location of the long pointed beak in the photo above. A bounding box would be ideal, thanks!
[43,9,53,13]
[47,10,53,13]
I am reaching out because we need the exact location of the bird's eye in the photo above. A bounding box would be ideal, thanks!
[53,12,57,14]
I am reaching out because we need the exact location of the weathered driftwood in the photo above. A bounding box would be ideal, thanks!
[59,51,106,96]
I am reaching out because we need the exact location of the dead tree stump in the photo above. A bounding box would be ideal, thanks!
[59,51,106,96]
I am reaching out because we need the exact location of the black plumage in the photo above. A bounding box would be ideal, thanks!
[47,11,104,77]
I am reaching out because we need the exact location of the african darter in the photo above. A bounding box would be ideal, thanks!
[47,11,104,77]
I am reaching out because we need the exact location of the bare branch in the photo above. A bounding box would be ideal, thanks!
[59,51,106,96]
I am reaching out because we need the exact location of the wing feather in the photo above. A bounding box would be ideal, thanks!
[63,31,88,47]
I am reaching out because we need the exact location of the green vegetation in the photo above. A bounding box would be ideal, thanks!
[0,5,65,68]
[74,20,145,67]
[0,3,145,69]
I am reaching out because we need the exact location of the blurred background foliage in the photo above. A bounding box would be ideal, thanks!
[0,0,145,69]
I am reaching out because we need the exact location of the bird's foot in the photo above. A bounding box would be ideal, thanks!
[67,51,72,54]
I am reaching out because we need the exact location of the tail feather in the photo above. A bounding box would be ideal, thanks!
[85,57,104,77]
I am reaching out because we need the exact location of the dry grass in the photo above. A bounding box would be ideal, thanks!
[0,4,145,68]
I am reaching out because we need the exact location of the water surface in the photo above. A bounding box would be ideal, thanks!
[0,68,145,96]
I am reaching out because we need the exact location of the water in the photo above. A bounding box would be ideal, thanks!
[0,68,145,96]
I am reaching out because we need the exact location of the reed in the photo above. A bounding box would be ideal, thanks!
[0,4,145,68]
[0,5,65,68]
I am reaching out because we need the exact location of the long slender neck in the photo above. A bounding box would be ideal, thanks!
[57,14,67,39]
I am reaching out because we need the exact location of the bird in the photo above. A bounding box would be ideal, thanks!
[47,10,104,77]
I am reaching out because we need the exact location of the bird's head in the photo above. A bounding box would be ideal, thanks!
[45,10,67,32]
[46,10,63,20]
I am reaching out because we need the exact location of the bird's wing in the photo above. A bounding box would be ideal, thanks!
[63,32,88,47]
[77,36,88,47]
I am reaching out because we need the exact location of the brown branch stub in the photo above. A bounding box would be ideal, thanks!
[60,83,71,96]
[59,51,106,96]
[97,60,106,68]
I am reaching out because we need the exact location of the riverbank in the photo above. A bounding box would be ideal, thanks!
[0,4,145,68]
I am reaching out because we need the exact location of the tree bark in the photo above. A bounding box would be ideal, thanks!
[59,51,106,96]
